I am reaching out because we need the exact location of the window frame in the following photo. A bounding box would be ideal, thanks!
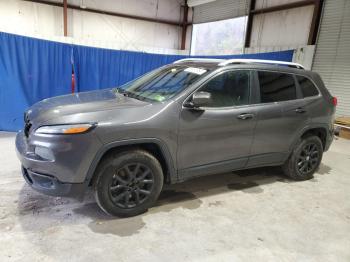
[254,70,302,104]
[182,69,254,110]
[252,70,322,106]
[295,75,320,99]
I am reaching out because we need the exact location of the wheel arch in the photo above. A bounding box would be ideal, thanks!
[300,127,327,149]
[85,138,177,187]
[290,125,328,152]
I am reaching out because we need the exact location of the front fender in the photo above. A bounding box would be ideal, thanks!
[83,138,177,186]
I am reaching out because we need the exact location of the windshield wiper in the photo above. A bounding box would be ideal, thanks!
[114,88,145,101]
[115,87,127,94]
[126,92,146,101]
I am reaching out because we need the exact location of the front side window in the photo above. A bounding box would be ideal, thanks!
[258,71,297,103]
[297,75,319,97]
[198,70,250,107]
[119,65,209,102]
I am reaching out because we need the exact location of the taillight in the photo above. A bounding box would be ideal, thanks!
[332,97,337,106]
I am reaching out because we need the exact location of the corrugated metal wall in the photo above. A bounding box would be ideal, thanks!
[193,0,249,24]
[312,0,350,116]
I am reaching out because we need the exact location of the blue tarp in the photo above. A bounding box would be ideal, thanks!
[0,32,72,131]
[73,45,294,92]
[0,32,294,131]
[72,46,187,92]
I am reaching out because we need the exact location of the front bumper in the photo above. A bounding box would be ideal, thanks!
[15,130,102,196]
[21,166,85,197]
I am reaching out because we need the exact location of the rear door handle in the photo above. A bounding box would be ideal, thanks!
[237,113,254,120]
[295,107,306,114]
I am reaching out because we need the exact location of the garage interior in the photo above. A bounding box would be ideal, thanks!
[0,0,349,261]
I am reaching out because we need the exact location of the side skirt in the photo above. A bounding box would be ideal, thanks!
[177,157,247,182]
[176,152,288,183]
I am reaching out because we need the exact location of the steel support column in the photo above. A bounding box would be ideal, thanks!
[181,0,189,50]
[63,0,67,36]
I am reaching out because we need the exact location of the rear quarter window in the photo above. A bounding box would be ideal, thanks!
[258,71,297,103]
[297,76,319,97]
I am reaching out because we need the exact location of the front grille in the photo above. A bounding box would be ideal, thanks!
[24,112,32,137]
[22,167,33,184]
[24,122,32,137]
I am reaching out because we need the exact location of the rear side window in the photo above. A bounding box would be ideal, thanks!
[258,71,297,103]
[297,76,319,97]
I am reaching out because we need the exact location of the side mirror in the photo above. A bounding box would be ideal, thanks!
[184,91,212,109]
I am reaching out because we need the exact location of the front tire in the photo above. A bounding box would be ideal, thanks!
[93,149,163,217]
[283,136,323,181]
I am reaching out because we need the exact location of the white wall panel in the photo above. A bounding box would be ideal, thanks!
[68,0,182,21]
[69,9,181,51]
[0,0,186,53]
[250,5,314,48]
[245,45,315,70]
[0,0,63,37]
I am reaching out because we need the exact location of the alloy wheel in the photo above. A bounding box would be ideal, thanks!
[109,163,154,209]
[297,143,320,175]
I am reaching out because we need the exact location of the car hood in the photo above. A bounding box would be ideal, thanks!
[25,89,150,124]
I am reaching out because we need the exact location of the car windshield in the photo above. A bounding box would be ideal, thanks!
[117,65,209,102]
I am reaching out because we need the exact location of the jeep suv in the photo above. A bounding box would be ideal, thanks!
[16,59,336,217]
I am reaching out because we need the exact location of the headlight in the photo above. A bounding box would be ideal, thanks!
[35,124,95,135]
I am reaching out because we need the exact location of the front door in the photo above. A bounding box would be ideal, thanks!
[177,70,257,179]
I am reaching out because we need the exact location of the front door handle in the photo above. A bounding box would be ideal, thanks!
[295,107,306,114]
[237,113,254,120]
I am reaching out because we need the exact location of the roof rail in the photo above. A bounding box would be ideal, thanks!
[173,58,224,64]
[218,59,305,69]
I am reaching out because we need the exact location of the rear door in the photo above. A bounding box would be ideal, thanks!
[247,70,310,167]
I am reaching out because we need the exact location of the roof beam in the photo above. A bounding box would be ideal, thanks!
[251,0,317,14]
[23,0,192,27]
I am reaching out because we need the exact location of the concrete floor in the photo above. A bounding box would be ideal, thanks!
[0,132,349,262]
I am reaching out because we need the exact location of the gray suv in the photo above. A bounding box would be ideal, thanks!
[16,59,336,217]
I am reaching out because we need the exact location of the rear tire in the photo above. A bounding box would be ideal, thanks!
[283,136,323,181]
[93,149,163,217]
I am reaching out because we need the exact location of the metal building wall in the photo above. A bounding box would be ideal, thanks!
[312,0,350,116]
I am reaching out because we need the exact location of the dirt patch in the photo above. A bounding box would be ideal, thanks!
[276,177,294,183]
[74,190,202,236]
[208,201,223,207]
[17,188,72,216]
[317,163,332,175]
[88,217,145,237]
[150,190,202,213]
[73,202,110,220]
